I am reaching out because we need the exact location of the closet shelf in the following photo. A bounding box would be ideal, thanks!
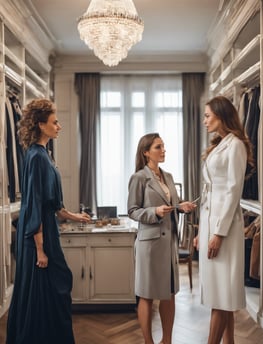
[4,65,23,86]
[210,78,221,92]
[25,65,48,90]
[4,46,24,71]
[232,34,260,68]
[210,35,260,93]
[217,61,260,95]
[220,80,234,96]
[0,201,21,214]
[26,79,46,98]
[234,61,260,84]
[220,64,232,82]
[240,199,261,214]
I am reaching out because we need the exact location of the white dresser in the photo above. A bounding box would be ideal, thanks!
[60,223,136,306]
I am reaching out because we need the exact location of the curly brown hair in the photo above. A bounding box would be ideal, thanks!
[202,96,254,178]
[18,98,56,149]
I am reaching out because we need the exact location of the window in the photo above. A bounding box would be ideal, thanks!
[97,75,183,214]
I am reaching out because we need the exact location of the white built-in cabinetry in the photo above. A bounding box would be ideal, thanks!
[0,2,52,318]
[60,231,136,305]
[206,0,263,326]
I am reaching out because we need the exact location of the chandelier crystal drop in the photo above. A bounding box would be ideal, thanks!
[77,0,144,67]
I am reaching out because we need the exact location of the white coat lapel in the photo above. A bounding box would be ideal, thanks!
[207,133,234,161]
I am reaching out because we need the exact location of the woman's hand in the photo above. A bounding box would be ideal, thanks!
[207,234,223,259]
[74,212,90,223]
[178,201,197,213]
[57,208,90,223]
[36,248,48,268]
[34,225,48,268]
[193,235,199,250]
[156,205,175,218]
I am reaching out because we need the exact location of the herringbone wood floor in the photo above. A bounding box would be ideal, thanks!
[1,262,263,343]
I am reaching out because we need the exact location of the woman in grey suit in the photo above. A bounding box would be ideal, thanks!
[128,133,196,344]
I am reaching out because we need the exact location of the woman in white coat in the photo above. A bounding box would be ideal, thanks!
[196,96,254,344]
[128,133,196,344]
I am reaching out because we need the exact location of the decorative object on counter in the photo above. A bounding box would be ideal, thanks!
[77,0,144,67]
[95,219,103,228]
[111,218,120,226]
[79,203,85,229]
[80,203,94,217]
[101,218,110,226]
[59,221,136,234]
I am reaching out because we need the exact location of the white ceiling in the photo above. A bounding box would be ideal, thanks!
[27,0,222,58]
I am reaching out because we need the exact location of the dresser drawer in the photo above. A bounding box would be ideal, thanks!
[88,233,136,246]
[60,235,87,247]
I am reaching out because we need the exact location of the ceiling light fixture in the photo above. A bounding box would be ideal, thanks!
[77,0,144,67]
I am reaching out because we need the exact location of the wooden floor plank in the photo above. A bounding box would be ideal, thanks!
[1,262,263,343]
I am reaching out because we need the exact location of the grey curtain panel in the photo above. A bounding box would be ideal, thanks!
[75,73,100,214]
[182,73,205,223]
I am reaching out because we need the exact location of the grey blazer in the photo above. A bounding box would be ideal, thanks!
[128,165,180,300]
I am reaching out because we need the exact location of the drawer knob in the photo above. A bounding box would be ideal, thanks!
[67,239,71,243]
[108,238,112,242]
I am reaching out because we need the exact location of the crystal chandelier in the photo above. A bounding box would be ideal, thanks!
[77,0,144,67]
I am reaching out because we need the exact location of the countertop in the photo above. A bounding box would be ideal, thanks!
[59,221,137,234]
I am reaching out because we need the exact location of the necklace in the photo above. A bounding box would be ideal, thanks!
[150,168,170,199]
[150,168,163,183]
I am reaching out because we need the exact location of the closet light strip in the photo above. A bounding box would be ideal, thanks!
[220,64,231,82]
[219,61,260,95]
[240,199,261,215]
[232,34,261,68]
[25,80,45,98]
[220,80,234,95]
[25,65,48,89]
[4,66,23,86]
[0,201,21,214]
[234,61,260,84]
[210,79,221,92]
[4,46,24,70]
[210,35,261,91]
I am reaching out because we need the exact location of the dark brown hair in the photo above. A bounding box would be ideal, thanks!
[135,133,160,172]
[203,96,254,175]
[18,98,56,149]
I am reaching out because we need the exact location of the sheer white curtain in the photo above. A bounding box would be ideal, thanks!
[97,74,183,214]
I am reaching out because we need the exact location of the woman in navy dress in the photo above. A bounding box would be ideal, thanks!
[6,99,90,344]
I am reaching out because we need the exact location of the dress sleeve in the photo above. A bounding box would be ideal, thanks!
[24,154,45,238]
[214,140,247,236]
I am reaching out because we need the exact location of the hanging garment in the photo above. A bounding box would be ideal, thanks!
[238,91,249,126]
[242,86,260,200]
[5,97,20,202]
[10,97,24,193]
[244,216,260,288]
[250,227,260,280]
[0,94,9,205]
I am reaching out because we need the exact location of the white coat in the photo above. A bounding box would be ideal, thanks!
[199,133,246,311]
[128,166,180,300]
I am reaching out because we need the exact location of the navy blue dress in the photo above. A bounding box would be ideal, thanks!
[6,144,75,344]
